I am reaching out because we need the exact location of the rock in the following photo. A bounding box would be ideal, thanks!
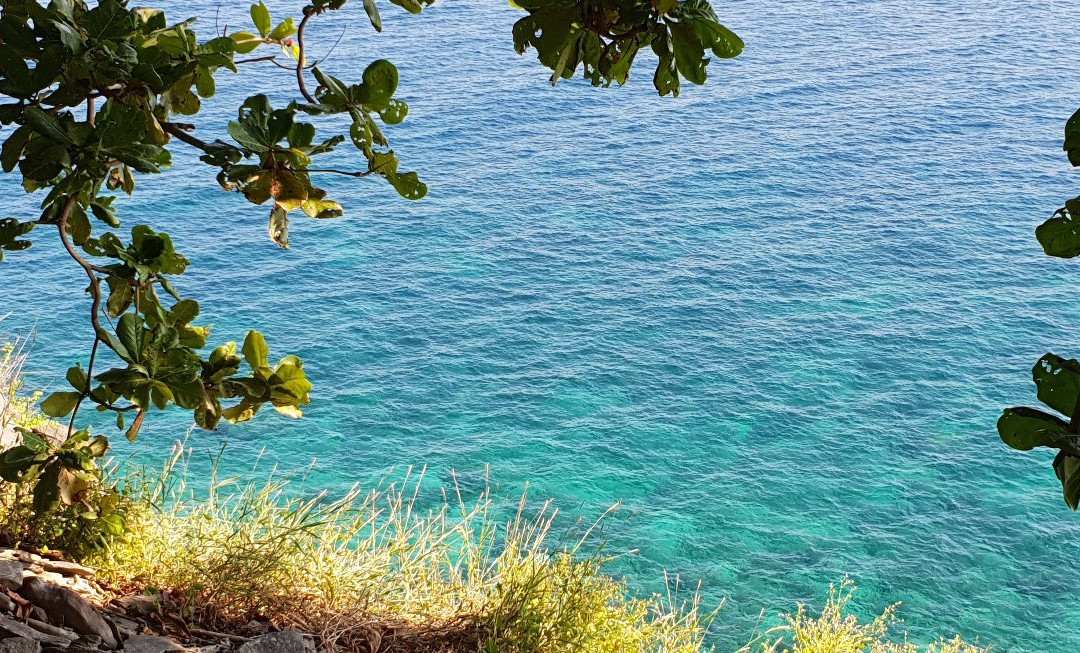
[112,596,158,619]
[0,638,42,653]
[37,563,93,580]
[0,593,15,614]
[121,635,183,653]
[26,620,78,643]
[235,631,311,653]
[0,560,23,590]
[99,612,140,637]
[0,615,71,648]
[30,608,48,625]
[16,578,117,649]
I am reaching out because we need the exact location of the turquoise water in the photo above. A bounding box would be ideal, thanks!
[4,0,1080,650]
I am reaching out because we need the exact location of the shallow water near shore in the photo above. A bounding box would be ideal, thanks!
[4,0,1080,650]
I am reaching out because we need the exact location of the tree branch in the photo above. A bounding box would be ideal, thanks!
[295,8,319,103]
[57,193,107,438]
[161,121,211,152]
[298,167,374,178]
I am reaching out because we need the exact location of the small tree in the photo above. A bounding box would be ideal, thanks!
[999,108,1080,509]
[0,0,741,531]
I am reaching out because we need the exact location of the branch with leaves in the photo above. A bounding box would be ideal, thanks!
[998,111,1080,509]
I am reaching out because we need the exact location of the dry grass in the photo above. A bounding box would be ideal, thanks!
[746,579,989,653]
[91,447,716,653]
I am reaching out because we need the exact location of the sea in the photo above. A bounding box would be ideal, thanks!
[3,1,1080,650]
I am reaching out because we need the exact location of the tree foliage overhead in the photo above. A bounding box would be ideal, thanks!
[999,108,1080,510]
[0,0,741,524]
[512,0,743,96]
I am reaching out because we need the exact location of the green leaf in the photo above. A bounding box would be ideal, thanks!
[1037,200,1080,258]
[23,105,70,144]
[268,18,297,41]
[301,198,343,219]
[41,391,81,417]
[670,23,708,86]
[195,65,216,98]
[386,171,427,200]
[0,43,32,97]
[363,0,383,32]
[1,125,31,172]
[363,59,398,98]
[117,313,144,363]
[1055,452,1080,510]
[1065,107,1080,166]
[0,445,40,482]
[230,32,262,54]
[998,407,1076,452]
[66,365,88,391]
[1033,353,1080,417]
[388,0,423,14]
[269,205,289,249]
[168,379,207,410]
[222,399,261,423]
[170,299,200,325]
[243,331,269,369]
[251,2,272,37]
[32,464,60,514]
[379,99,408,125]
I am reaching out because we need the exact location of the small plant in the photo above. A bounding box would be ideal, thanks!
[751,578,988,653]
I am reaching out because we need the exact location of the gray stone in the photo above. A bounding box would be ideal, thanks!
[25,621,77,643]
[29,608,48,626]
[112,597,158,619]
[0,593,15,614]
[0,637,42,653]
[36,564,92,580]
[121,635,183,653]
[16,578,116,649]
[99,613,139,636]
[0,561,23,591]
[235,631,310,653]
[0,615,70,648]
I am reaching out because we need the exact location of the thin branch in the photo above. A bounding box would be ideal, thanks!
[68,335,99,436]
[295,8,319,103]
[234,55,279,65]
[161,121,211,152]
[312,24,348,68]
[298,167,375,178]
[235,55,316,71]
[57,193,107,439]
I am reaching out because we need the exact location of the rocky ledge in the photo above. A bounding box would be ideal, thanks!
[0,549,312,653]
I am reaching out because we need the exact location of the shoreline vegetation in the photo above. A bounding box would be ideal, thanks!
[1,341,989,653]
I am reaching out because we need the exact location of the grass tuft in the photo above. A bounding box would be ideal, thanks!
[91,447,715,653]
[748,578,989,653]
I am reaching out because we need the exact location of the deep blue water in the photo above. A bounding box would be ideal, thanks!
[4,1,1080,650]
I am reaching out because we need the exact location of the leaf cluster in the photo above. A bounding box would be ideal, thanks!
[0,427,122,528]
[999,105,1080,510]
[511,0,742,96]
